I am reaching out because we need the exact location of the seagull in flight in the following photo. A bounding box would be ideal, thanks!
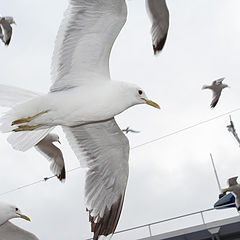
[0,16,16,46]
[202,77,229,108]
[35,133,66,181]
[222,177,240,211]
[0,202,39,240]
[122,127,140,134]
[0,1,161,239]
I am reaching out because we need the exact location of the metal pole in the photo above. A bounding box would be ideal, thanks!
[210,153,222,193]
[148,225,152,237]
[200,211,206,224]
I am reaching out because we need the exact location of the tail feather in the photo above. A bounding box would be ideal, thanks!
[0,84,52,151]
[7,128,54,152]
[0,84,40,108]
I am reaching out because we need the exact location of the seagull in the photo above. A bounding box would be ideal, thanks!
[202,77,229,108]
[35,133,66,181]
[222,177,240,211]
[226,115,240,147]
[0,1,160,239]
[0,202,39,240]
[0,84,66,182]
[122,127,140,134]
[146,0,169,54]
[0,16,16,46]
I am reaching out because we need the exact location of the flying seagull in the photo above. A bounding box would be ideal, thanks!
[122,127,140,134]
[35,133,66,181]
[146,0,169,54]
[202,77,229,108]
[0,1,160,239]
[0,84,66,182]
[227,115,240,147]
[0,202,39,240]
[221,177,240,211]
[0,16,16,46]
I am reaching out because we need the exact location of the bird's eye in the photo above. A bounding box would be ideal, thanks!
[138,90,143,95]
[15,208,18,211]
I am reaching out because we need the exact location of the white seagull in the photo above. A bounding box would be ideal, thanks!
[0,16,16,46]
[0,85,66,182]
[35,133,66,181]
[202,77,229,108]
[221,177,240,211]
[0,202,39,240]
[0,1,160,239]
[146,0,169,54]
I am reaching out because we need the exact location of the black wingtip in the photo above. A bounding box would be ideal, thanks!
[57,166,66,182]
[153,33,168,55]
[4,38,11,46]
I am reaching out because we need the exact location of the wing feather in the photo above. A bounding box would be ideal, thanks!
[50,0,127,92]
[146,0,169,54]
[63,118,129,239]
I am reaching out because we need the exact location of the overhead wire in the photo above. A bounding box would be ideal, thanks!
[0,107,240,197]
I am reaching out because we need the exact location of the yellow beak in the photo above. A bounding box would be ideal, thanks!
[141,98,160,109]
[17,213,31,221]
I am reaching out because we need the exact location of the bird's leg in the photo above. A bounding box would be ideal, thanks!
[13,124,43,132]
[11,110,48,126]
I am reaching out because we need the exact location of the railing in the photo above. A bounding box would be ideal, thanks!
[86,203,236,240]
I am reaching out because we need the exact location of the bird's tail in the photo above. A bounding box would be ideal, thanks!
[0,84,40,107]
[0,84,53,151]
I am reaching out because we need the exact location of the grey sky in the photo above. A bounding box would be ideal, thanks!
[1,0,240,239]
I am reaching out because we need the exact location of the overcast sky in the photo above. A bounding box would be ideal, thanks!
[1,0,240,239]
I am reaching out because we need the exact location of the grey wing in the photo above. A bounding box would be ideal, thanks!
[0,221,39,240]
[50,0,127,92]
[63,118,129,239]
[35,134,66,181]
[145,0,169,54]
[210,90,221,108]
[1,19,12,46]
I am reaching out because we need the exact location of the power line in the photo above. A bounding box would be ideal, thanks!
[0,107,240,197]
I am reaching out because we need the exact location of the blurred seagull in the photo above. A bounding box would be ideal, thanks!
[202,77,229,108]
[0,202,39,240]
[122,127,140,134]
[0,1,161,239]
[222,177,240,211]
[146,0,169,54]
[0,16,16,46]
[227,115,240,147]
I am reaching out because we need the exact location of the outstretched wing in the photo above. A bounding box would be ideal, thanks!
[210,90,221,108]
[50,0,127,92]
[35,134,66,181]
[1,18,13,46]
[145,0,169,54]
[0,221,39,240]
[63,118,129,239]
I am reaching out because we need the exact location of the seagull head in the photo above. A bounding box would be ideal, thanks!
[0,202,30,225]
[49,133,61,144]
[119,82,160,109]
